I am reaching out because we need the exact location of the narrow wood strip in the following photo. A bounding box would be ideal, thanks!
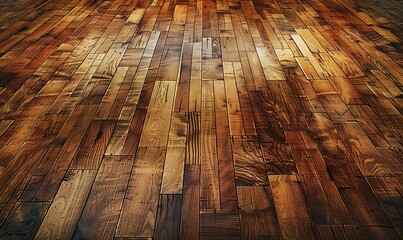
[154,194,182,239]
[161,113,188,194]
[181,165,200,240]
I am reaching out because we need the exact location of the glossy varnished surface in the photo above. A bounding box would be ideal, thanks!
[0,0,402,239]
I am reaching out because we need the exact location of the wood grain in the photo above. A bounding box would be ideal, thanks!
[0,202,50,239]
[70,120,116,169]
[73,156,132,240]
[200,210,241,240]
[34,170,96,240]
[138,81,176,147]
[269,175,317,240]
[154,194,182,240]
[232,137,268,186]
[115,147,165,238]
[237,186,281,239]
[181,165,200,240]
[161,113,188,194]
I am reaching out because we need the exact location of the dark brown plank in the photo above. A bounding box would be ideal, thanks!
[181,165,200,240]
[154,194,182,240]
[0,202,50,239]
[200,210,241,240]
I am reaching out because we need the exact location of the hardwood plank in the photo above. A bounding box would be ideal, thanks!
[317,225,363,240]
[232,137,269,186]
[348,105,395,148]
[189,42,202,112]
[16,107,85,202]
[311,80,355,122]
[328,50,365,78]
[266,81,309,131]
[138,81,176,147]
[127,8,146,24]
[289,148,345,224]
[186,112,201,165]
[200,210,241,240]
[318,52,346,77]
[0,202,50,239]
[261,142,298,175]
[181,165,200,240]
[70,120,116,169]
[367,177,403,236]
[371,70,402,98]
[202,58,223,81]
[329,76,365,105]
[174,42,192,112]
[161,113,188,194]
[223,62,244,135]
[275,48,298,70]
[0,114,64,203]
[295,57,320,80]
[35,170,96,240]
[156,37,182,82]
[34,104,98,201]
[106,68,147,155]
[338,176,394,227]
[214,80,238,210]
[116,147,166,238]
[269,175,316,240]
[73,156,132,240]
[200,81,220,210]
[220,37,239,62]
[154,194,182,240]
[358,226,401,240]
[307,113,358,188]
[246,51,268,90]
[237,186,281,239]
[249,90,285,143]
[94,67,129,118]
[295,29,326,53]
[256,46,286,80]
[93,48,125,79]
[335,122,395,176]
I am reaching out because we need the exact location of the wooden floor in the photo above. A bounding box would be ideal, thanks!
[0,0,402,238]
